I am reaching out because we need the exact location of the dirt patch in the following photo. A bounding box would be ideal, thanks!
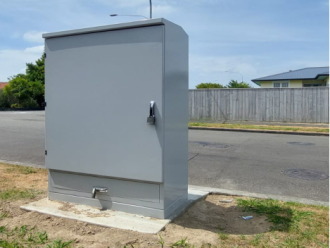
[1,163,313,248]
[0,164,330,248]
[1,197,272,247]
[172,194,271,235]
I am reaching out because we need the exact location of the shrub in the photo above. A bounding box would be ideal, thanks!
[0,89,10,108]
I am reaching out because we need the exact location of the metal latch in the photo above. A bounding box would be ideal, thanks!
[147,101,155,125]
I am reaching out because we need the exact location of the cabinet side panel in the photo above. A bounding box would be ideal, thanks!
[163,23,188,208]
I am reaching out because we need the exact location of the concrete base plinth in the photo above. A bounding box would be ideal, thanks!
[20,188,207,234]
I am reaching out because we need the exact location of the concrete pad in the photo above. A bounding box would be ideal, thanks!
[20,188,208,234]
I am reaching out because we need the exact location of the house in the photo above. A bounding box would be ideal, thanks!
[0,82,8,89]
[252,67,329,88]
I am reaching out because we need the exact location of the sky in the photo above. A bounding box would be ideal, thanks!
[0,0,329,88]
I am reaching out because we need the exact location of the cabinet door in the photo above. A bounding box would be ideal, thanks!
[45,25,164,182]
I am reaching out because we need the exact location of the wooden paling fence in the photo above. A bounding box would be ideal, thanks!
[189,87,329,123]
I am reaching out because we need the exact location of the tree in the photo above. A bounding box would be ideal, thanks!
[196,82,226,89]
[3,75,43,108]
[0,89,10,108]
[7,73,27,82]
[26,53,45,84]
[3,75,30,107]
[29,81,45,107]
[227,80,251,88]
[3,53,45,108]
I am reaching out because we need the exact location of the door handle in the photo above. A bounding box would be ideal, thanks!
[147,101,155,125]
[92,187,108,198]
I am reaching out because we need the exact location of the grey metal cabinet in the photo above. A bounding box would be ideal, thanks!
[43,18,188,219]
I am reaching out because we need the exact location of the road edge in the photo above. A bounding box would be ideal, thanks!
[189,185,329,206]
[189,126,329,136]
[0,159,44,168]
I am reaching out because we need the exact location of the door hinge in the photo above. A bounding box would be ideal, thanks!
[45,53,46,58]
[43,102,47,107]
[45,150,47,155]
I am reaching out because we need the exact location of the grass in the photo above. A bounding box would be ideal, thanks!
[237,198,309,231]
[249,234,264,246]
[234,198,329,247]
[158,234,165,248]
[5,165,44,175]
[0,189,43,201]
[170,237,190,247]
[0,163,46,201]
[0,213,8,219]
[189,122,329,133]
[218,232,229,240]
[0,224,74,248]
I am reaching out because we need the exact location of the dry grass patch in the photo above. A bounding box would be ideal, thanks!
[189,122,329,133]
[0,163,47,193]
[0,163,329,247]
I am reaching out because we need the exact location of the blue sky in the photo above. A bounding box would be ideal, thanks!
[0,0,329,88]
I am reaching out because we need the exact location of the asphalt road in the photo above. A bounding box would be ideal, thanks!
[0,111,45,166]
[0,111,328,202]
[189,130,329,202]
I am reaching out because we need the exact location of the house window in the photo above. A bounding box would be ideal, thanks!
[273,81,289,88]
[303,83,323,87]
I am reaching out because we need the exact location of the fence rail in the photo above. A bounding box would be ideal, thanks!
[189,87,329,123]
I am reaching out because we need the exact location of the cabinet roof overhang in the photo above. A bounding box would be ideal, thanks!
[42,18,178,39]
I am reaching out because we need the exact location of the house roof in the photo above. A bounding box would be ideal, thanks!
[252,67,329,85]
[0,82,8,89]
